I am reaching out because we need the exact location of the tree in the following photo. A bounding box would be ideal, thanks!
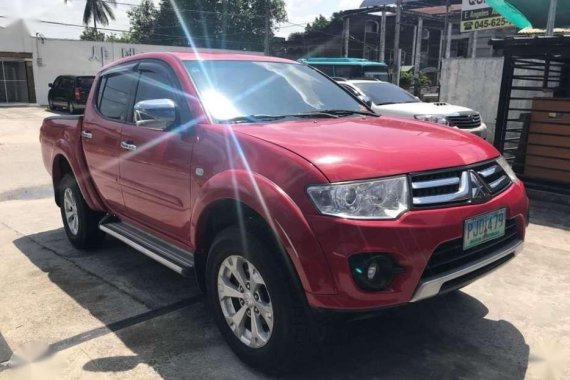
[65,0,117,34]
[305,15,330,33]
[143,0,287,50]
[80,27,105,41]
[127,0,158,44]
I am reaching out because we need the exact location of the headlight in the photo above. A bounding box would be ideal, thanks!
[414,114,449,125]
[307,176,409,219]
[497,156,519,183]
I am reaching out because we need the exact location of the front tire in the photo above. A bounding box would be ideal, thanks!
[206,226,317,373]
[59,174,105,249]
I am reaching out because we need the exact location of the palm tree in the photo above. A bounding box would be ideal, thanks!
[65,0,117,34]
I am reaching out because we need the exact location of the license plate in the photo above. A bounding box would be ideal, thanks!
[463,209,506,250]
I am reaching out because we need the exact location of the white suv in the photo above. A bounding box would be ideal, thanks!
[338,79,488,139]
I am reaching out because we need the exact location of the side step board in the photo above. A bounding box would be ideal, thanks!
[99,217,194,276]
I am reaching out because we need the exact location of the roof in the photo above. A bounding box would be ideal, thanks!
[169,51,294,63]
[490,34,570,48]
[299,57,388,66]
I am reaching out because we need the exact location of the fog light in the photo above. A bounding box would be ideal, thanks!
[349,254,403,291]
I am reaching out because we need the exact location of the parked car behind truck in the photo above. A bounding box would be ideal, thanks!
[48,75,94,114]
[40,52,528,372]
[338,79,489,139]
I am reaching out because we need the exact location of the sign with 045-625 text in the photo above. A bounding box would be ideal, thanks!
[461,0,512,32]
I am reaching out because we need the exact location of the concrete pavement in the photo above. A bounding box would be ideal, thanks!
[0,107,569,379]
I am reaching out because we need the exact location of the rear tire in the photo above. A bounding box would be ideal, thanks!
[59,174,105,249]
[206,226,317,374]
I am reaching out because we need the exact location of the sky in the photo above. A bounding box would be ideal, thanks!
[0,0,363,40]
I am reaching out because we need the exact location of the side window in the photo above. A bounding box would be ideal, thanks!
[134,70,177,104]
[97,72,137,122]
[61,77,73,90]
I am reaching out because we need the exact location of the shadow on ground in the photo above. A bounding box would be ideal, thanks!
[529,200,570,231]
[13,228,529,379]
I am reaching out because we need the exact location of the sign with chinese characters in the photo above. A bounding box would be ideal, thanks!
[461,0,512,32]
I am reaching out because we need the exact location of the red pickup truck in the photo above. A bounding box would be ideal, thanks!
[40,52,528,371]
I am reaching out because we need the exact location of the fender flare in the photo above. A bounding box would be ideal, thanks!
[190,170,337,295]
[52,138,106,212]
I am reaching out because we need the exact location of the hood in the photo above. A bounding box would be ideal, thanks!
[374,102,475,117]
[233,116,498,183]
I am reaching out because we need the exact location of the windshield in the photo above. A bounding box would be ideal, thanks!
[353,82,419,105]
[184,60,366,122]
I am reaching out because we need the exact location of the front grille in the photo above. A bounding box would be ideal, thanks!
[446,113,481,129]
[410,160,511,208]
[421,219,519,279]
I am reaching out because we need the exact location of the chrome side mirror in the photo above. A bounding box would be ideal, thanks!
[134,99,177,130]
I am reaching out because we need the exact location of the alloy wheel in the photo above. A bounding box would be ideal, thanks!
[63,187,79,235]
[217,255,274,348]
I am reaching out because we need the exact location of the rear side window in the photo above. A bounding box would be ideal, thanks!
[76,77,94,90]
[97,72,137,121]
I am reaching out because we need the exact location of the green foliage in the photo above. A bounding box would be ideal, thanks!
[400,71,431,89]
[305,15,330,33]
[65,0,117,31]
[127,0,287,50]
[106,33,133,43]
[79,27,105,41]
[127,0,158,44]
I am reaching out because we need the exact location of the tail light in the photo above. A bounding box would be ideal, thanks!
[74,87,81,101]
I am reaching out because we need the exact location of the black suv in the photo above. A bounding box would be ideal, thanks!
[48,75,95,114]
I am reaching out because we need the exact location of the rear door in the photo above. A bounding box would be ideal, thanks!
[82,63,138,213]
[119,60,195,242]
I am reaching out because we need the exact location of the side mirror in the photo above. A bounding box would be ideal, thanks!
[134,99,177,131]
[48,83,53,88]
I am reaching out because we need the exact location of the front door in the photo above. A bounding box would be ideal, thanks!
[82,64,138,213]
[119,60,194,243]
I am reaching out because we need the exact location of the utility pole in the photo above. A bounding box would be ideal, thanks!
[379,10,386,62]
[546,0,558,36]
[446,22,452,58]
[414,17,423,95]
[471,30,478,58]
[393,0,402,85]
[343,17,350,58]
[264,0,271,55]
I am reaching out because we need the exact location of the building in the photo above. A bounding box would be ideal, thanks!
[280,0,519,78]
[0,18,259,106]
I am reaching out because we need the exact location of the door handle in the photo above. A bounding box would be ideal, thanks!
[121,141,137,151]
[81,130,93,139]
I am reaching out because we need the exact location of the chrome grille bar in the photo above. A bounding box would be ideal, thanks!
[412,172,470,206]
[411,176,460,190]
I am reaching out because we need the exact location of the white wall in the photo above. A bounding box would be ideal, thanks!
[31,38,262,105]
[440,57,504,143]
[0,19,34,54]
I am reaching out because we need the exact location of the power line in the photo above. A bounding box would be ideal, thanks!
[38,20,262,45]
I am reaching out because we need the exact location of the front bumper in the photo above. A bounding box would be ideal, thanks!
[462,122,488,140]
[303,180,528,311]
[410,239,524,302]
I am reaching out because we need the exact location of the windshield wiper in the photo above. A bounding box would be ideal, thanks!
[318,109,378,117]
[220,114,287,124]
[285,109,377,119]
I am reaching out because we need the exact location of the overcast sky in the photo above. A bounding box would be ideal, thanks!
[0,0,363,40]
